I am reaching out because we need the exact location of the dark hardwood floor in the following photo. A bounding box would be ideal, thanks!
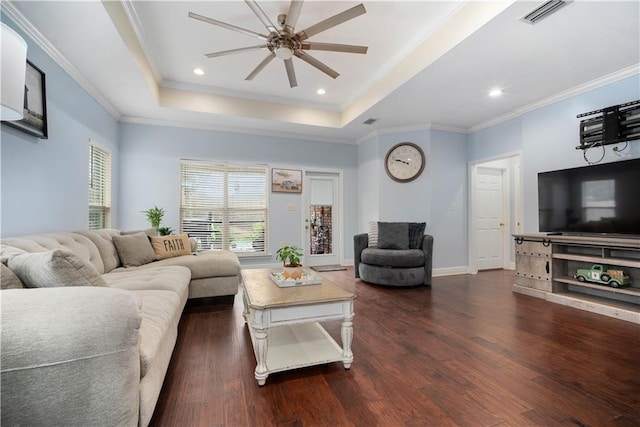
[150,268,640,427]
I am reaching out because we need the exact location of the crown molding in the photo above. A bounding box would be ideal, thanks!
[2,1,122,120]
[355,122,468,144]
[469,64,640,133]
[121,0,162,83]
[120,115,357,145]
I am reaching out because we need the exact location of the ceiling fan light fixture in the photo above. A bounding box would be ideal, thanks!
[275,46,293,60]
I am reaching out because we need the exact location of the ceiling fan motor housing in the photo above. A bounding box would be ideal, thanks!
[269,34,299,59]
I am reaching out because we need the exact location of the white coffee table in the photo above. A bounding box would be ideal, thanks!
[241,268,356,386]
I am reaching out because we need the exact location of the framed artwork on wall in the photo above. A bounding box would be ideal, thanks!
[272,168,302,193]
[5,60,48,139]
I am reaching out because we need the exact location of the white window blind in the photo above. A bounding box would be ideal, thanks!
[180,162,268,255]
[88,144,111,229]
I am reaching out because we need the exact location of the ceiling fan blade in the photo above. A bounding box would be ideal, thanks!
[294,51,339,79]
[205,45,267,58]
[189,12,268,40]
[284,58,298,88]
[245,53,276,81]
[296,3,366,41]
[244,0,278,34]
[301,42,368,54]
[283,0,304,34]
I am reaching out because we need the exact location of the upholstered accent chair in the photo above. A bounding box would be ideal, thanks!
[354,222,433,287]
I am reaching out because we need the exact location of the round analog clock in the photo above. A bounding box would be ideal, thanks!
[384,142,425,183]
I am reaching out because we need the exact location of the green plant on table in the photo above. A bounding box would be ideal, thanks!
[276,245,303,267]
[142,205,165,229]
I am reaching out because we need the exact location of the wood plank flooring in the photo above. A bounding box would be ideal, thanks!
[150,269,640,427]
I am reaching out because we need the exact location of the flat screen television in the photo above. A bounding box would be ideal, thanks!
[538,157,640,236]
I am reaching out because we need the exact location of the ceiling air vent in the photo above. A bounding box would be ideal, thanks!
[363,118,378,125]
[521,0,572,24]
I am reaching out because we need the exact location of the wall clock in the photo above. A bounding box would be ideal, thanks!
[384,142,425,183]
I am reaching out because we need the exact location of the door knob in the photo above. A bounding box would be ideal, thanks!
[499,222,505,226]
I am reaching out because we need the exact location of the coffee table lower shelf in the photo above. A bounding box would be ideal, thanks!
[247,322,344,376]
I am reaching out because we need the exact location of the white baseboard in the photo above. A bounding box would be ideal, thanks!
[433,266,468,277]
[342,258,354,266]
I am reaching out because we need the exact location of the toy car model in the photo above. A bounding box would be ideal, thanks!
[574,264,630,288]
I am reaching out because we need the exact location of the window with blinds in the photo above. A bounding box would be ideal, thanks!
[88,144,112,229]
[180,162,268,255]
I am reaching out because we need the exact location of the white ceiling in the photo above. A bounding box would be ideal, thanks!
[5,1,640,143]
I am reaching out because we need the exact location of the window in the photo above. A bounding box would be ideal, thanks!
[582,180,615,222]
[88,144,111,229]
[180,162,268,255]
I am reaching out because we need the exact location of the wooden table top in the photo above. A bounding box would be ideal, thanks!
[241,268,355,309]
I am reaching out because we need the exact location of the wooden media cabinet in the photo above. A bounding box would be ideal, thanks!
[513,233,640,324]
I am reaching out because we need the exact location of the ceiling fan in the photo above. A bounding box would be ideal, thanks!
[189,0,368,88]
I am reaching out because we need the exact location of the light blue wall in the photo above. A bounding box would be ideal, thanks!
[430,130,468,269]
[468,74,640,233]
[118,123,358,265]
[356,128,468,270]
[468,117,522,162]
[0,16,119,237]
[356,135,379,229]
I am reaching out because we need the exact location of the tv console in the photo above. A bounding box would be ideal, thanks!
[513,233,640,324]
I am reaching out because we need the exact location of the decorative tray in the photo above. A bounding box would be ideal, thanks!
[269,269,322,287]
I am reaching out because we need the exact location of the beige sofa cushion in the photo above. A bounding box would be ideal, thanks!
[112,233,157,267]
[132,290,183,378]
[74,229,122,273]
[112,250,240,280]
[1,233,105,274]
[103,266,190,309]
[8,249,107,288]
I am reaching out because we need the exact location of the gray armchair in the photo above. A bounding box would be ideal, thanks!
[354,222,433,287]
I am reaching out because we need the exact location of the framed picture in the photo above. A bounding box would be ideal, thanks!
[272,168,302,193]
[5,60,48,139]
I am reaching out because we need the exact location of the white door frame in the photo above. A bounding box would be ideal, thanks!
[302,170,343,266]
[468,152,522,274]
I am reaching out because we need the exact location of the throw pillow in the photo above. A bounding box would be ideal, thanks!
[112,232,157,267]
[121,228,158,237]
[408,222,427,249]
[368,221,378,248]
[188,237,198,252]
[1,261,24,289]
[8,249,107,288]
[377,222,410,250]
[149,234,192,260]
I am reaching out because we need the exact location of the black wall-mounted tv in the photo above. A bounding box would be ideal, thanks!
[538,157,640,236]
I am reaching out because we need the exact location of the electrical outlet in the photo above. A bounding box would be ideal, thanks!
[287,203,296,211]
[279,241,285,248]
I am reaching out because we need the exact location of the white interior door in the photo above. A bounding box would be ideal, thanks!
[476,167,505,270]
[303,172,340,267]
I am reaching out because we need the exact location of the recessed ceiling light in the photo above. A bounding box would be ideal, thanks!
[317,88,326,95]
[489,88,503,97]
[193,68,204,76]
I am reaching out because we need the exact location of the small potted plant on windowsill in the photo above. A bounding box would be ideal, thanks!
[276,245,303,279]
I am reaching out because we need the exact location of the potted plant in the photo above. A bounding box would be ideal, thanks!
[142,205,164,233]
[157,226,174,236]
[276,245,303,279]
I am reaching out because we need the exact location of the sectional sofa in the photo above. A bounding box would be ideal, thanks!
[0,228,241,426]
